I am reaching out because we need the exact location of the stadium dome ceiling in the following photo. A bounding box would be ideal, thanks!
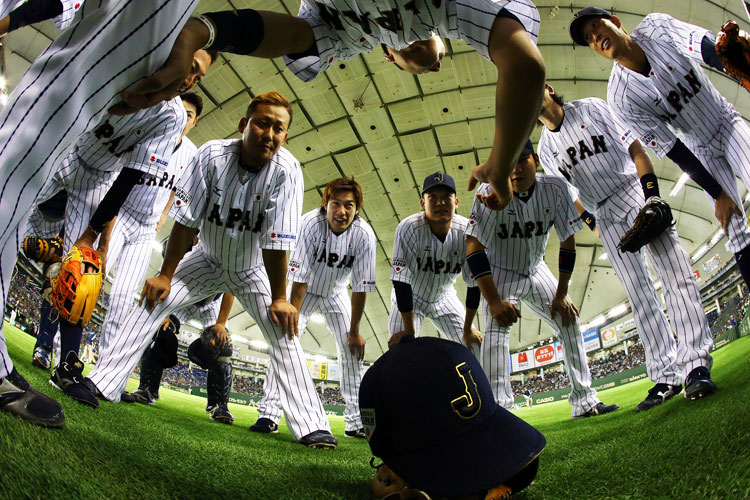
[3,0,748,361]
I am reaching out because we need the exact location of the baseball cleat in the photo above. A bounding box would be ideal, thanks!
[636,383,682,412]
[49,352,98,408]
[210,404,234,425]
[32,345,52,370]
[248,417,279,434]
[131,388,156,406]
[205,404,215,414]
[299,430,338,450]
[572,402,620,419]
[684,367,717,401]
[344,428,367,438]
[120,392,136,404]
[0,368,64,428]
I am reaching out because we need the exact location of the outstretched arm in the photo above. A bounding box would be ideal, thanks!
[468,16,545,209]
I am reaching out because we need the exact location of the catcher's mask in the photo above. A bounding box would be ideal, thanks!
[149,315,180,368]
[188,327,233,369]
[359,336,545,498]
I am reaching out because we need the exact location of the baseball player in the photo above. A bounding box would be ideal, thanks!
[251,177,376,438]
[26,92,204,375]
[569,8,750,290]
[32,50,213,409]
[115,0,544,209]
[84,92,338,449]
[537,85,716,410]
[0,0,202,427]
[465,140,619,418]
[389,172,483,355]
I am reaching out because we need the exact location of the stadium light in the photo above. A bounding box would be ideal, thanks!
[0,76,6,89]
[151,240,163,254]
[607,303,628,318]
[599,252,608,261]
[669,173,689,197]
[710,230,723,247]
[249,339,268,351]
[590,315,606,328]
[230,334,248,344]
[0,93,8,106]
[692,244,709,263]
[309,313,325,324]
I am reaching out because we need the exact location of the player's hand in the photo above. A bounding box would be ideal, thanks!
[269,299,299,339]
[715,190,742,231]
[388,330,412,348]
[348,330,366,361]
[468,161,513,210]
[475,190,506,211]
[209,324,230,346]
[488,299,521,328]
[109,18,208,115]
[550,294,579,328]
[95,246,108,276]
[463,327,483,348]
[140,274,171,310]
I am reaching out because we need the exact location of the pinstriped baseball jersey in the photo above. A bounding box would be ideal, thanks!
[466,177,581,275]
[54,0,83,30]
[75,97,186,177]
[607,13,729,158]
[288,209,377,296]
[537,98,638,209]
[390,212,474,302]
[121,135,197,225]
[284,0,540,81]
[170,140,303,272]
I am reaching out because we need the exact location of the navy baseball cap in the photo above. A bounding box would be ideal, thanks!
[421,171,456,195]
[569,7,613,46]
[360,337,545,497]
[520,139,534,156]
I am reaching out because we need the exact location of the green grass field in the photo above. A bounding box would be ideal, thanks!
[0,324,749,500]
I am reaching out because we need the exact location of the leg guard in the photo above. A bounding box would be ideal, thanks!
[207,360,233,406]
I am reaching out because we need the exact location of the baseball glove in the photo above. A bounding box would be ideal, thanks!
[716,20,750,92]
[50,245,102,327]
[22,235,64,263]
[617,197,674,253]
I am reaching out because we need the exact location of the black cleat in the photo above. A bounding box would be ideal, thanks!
[636,383,682,412]
[344,428,367,438]
[248,417,279,434]
[210,404,234,425]
[572,402,620,419]
[0,368,64,428]
[49,352,98,408]
[684,367,717,401]
[32,346,52,370]
[120,392,136,404]
[299,430,338,449]
[131,388,156,406]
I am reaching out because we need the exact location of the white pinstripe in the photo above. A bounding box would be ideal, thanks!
[539,97,715,385]
[285,0,539,81]
[467,179,598,416]
[0,0,198,379]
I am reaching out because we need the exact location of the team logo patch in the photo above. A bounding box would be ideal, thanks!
[174,186,192,207]
[289,259,301,271]
[361,408,376,441]
[392,258,406,272]
[641,132,657,149]
[150,155,169,167]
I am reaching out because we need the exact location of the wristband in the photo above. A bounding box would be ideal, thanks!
[579,210,596,231]
[558,248,576,275]
[640,173,660,199]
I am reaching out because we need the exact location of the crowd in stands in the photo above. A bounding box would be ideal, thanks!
[511,343,647,397]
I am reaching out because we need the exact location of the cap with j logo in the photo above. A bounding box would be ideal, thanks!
[421,171,456,195]
[359,336,546,498]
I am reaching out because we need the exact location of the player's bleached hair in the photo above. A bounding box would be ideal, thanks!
[181,92,204,117]
[245,92,294,128]
[320,177,364,216]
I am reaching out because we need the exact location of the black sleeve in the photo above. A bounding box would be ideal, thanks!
[665,139,723,200]
[392,280,413,313]
[9,0,63,31]
[465,286,481,310]
[88,168,143,233]
[701,34,725,73]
